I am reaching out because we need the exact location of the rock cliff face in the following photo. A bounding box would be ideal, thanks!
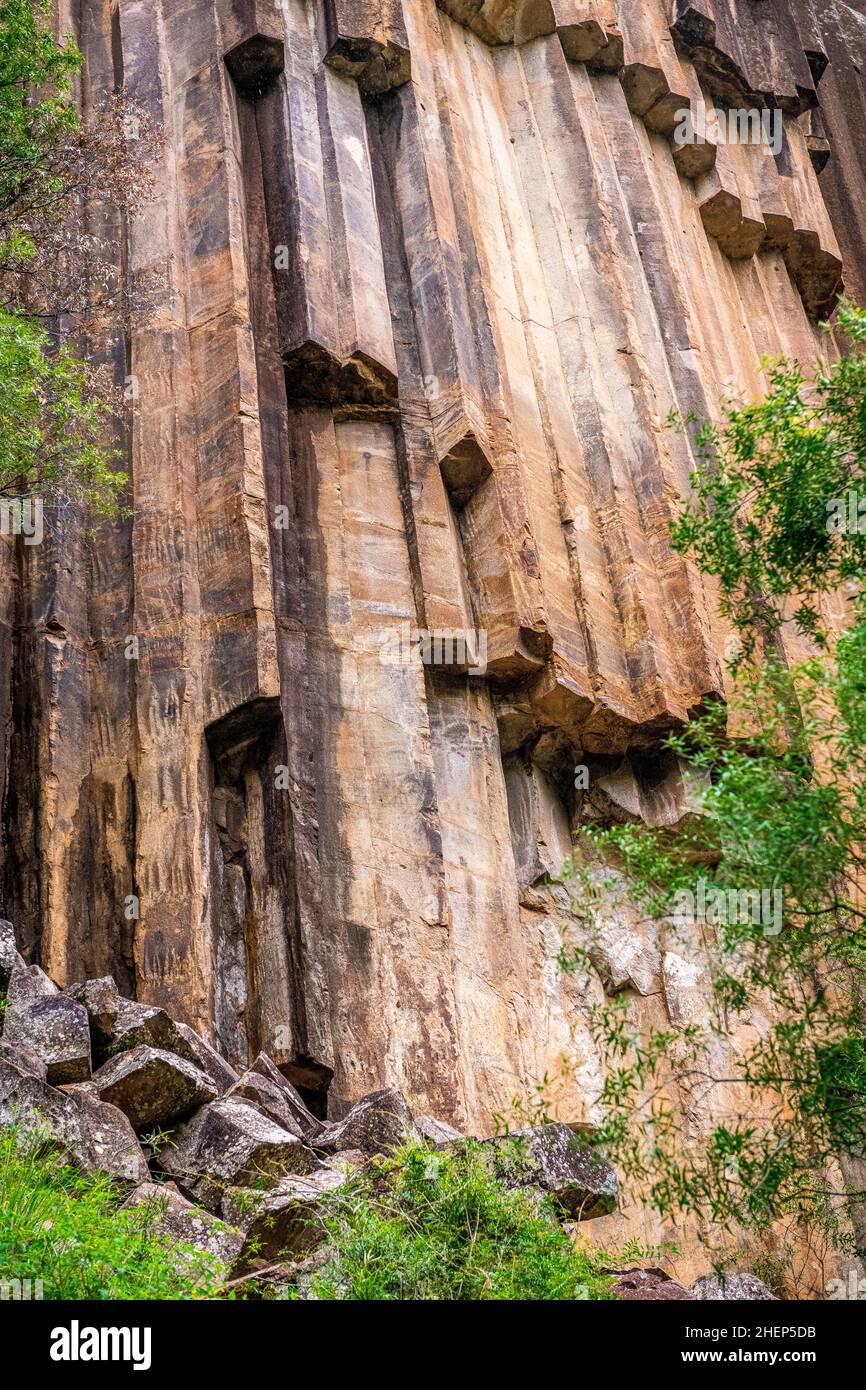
[0,0,864,1195]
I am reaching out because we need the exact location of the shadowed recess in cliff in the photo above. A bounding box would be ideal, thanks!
[205,697,309,1078]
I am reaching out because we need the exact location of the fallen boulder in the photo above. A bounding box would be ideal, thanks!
[222,1168,345,1272]
[612,1268,694,1301]
[248,1053,322,1139]
[690,1272,778,1300]
[476,1124,617,1219]
[171,1022,238,1095]
[67,976,172,1055]
[314,1088,417,1157]
[416,1114,464,1145]
[123,1181,244,1275]
[92,1045,217,1131]
[3,964,91,1084]
[0,1058,89,1164]
[227,1057,322,1141]
[68,978,237,1094]
[0,1038,47,1080]
[60,1081,149,1185]
[0,1059,145,1185]
[156,1098,320,1211]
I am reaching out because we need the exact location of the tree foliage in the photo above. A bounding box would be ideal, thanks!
[0,0,153,511]
[0,306,120,507]
[561,302,866,1257]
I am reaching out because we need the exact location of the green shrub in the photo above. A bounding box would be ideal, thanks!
[304,1139,616,1301]
[0,1125,229,1300]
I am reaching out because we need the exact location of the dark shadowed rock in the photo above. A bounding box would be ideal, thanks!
[477,1124,617,1219]
[612,1268,694,1301]
[314,1088,418,1156]
[228,1055,322,1140]
[157,1098,320,1211]
[123,1181,244,1274]
[690,1272,778,1300]
[222,1168,346,1272]
[60,1081,149,1185]
[3,965,91,1084]
[92,1046,217,1131]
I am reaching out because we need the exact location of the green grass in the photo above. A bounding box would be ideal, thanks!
[303,1139,617,1301]
[1,1127,624,1301]
[0,1125,229,1299]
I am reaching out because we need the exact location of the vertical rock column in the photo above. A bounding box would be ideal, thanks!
[120,0,280,1037]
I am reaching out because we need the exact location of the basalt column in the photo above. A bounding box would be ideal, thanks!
[0,0,864,1139]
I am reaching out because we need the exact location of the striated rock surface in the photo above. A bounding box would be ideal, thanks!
[1,0,865,1286]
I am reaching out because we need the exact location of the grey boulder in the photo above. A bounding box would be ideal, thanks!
[416,1114,464,1145]
[0,1037,47,1080]
[222,1167,345,1272]
[612,1267,694,1300]
[690,1272,778,1300]
[1,1059,146,1185]
[0,1058,88,1163]
[227,1055,322,1140]
[170,1021,238,1095]
[477,1124,617,1219]
[60,1081,149,1185]
[3,964,91,1084]
[157,1097,320,1211]
[92,1045,217,1131]
[69,978,236,1093]
[69,976,175,1058]
[314,1088,417,1156]
[123,1181,244,1274]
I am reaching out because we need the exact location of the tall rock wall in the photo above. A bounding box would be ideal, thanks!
[0,0,864,1175]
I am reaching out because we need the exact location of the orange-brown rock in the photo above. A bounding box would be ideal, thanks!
[1,1,865,1285]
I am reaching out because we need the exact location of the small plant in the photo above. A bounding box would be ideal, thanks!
[302,1140,617,1301]
[744,1251,789,1298]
